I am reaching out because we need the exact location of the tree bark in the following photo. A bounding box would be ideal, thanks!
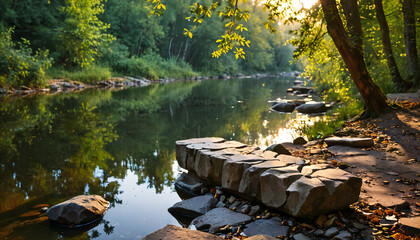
[340,0,363,54]
[374,0,409,91]
[403,0,420,86]
[320,0,390,117]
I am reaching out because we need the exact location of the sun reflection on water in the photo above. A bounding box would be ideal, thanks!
[257,113,327,148]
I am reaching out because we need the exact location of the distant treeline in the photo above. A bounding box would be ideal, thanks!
[0,0,300,88]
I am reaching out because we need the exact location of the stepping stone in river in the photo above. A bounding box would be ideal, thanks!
[244,219,290,237]
[192,207,252,233]
[295,102,327,114]
[168,195,218,219]
[270,102,295,113]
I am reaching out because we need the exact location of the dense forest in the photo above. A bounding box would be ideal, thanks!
[0,0,299,87]
[0,0,419,106]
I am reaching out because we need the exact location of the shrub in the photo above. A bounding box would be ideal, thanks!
[0,28,52,88]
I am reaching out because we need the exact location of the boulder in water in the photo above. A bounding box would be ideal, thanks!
[47,195,109,225]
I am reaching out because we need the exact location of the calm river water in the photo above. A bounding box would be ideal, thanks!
[0,77,309,239]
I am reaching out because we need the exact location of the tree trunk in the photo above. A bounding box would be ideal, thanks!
[320,0,391,117]
[403,0,420,86]
[374,0,409,91]
[340,0,363,54]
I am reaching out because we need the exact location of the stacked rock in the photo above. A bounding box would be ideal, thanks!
[175,138,362,218]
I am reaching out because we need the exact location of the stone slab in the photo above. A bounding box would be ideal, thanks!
[399,217,420,235]
[246,235,278,240]
[260,168,302,208]
[176,138,363,218]
[324,137,374,148]
[239,160,290,198]
[192,208,252,233]
[222,155,264,192]
[327,145,369,156]
[143,224,222,240]
[243,219,290,237]
[168,195,217,218]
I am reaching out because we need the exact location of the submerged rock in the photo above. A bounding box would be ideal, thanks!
[47,195,109,225]
[192,207,252,233]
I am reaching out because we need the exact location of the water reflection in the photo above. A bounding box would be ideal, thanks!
[0,77,303,239]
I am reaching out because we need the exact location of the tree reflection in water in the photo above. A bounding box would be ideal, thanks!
[0,77,303,239]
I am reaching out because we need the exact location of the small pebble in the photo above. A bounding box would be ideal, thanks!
[201,187,209,194]
[228,196,236,204]
[293,233,311,240]
[325,227,339,237]
[262,212,271,219]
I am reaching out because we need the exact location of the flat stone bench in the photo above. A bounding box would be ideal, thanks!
[175,138,362,218]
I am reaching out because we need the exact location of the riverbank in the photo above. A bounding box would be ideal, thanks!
[0,71,302,98]
[159,102,420,239]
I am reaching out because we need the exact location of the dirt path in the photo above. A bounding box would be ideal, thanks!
[292,95,420,217]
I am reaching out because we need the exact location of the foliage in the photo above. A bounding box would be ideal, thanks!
[59,0,114,68]
[0,28,52,88]
[109,53,196,80]
[304,38,357,103]
[47,65,112,84]
[296,101,363,140]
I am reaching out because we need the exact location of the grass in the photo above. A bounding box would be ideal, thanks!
[295,101,363,140]
[110,53,197,80]
[47,65,112,84]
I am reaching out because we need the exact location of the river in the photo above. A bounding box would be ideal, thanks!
[0,76,310,239]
